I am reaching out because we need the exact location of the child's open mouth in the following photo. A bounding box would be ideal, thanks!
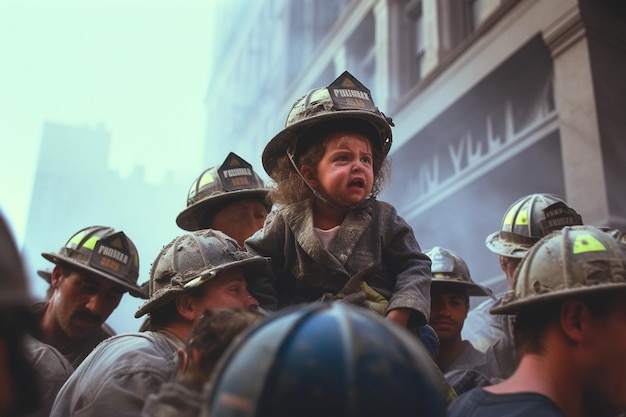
[349,178,365,188]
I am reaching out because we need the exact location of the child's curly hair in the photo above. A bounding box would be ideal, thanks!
[268,119,390,206]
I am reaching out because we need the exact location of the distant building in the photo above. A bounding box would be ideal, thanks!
[204,0,626,293]
[23,121,189,332]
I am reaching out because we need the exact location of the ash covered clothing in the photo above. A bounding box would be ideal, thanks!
[245,199,431,324]
[438,340,487,374]
[447,388,564,417]
[50,330,184,417]
[461,295,519,379]
[444,368,499,398]
[461,294,513,352]
[141,381,211,417]
[442,339,514,397]
[32,301,116,368]
[24,336,74,417]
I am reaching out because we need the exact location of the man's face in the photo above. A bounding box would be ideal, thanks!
[191,267,259,312]
[429,289,469,343]
[210,198,268,246]
[50,266,125,340]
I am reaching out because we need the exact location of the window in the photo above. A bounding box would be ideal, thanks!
[404,0,425,84]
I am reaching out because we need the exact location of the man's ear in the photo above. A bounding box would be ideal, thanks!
[300,165,317,187]
[560,299,586,343]
[50,265,64,289]
[176,347,189,373]
[175,294,198,321]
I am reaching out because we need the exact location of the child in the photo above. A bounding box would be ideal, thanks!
[246,71,432,332]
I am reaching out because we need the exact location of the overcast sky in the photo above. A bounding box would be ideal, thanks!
[1,0,221,246]
[0,0,229,332]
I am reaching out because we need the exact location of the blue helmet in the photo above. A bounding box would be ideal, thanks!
[206,302,449,417]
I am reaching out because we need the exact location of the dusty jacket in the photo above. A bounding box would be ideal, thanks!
[50,330,184,417]
[440,340,487,374]
[461,294,513,352]
[246,199,431,324]
[24,336,74,417]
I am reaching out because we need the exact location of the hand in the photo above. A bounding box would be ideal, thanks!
[386,307,411,327]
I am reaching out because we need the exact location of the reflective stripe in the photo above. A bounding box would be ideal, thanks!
[67,231,100,251]
[573,233,607,254]
[198,171,215,188]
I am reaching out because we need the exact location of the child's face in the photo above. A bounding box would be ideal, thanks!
[301,132,374,208]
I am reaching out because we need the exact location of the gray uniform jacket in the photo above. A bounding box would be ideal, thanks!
[461,294,513,353]
[440,340,486,374]
[50,330,184,417]
[245,199,431,324]
[24,336,74,417]
[459,295,519,382]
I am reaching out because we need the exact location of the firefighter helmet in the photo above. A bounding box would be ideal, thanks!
[37,269,52,283]
[491,225,626,314]
[485,193,583,258]
[0,211,32,307]
[262,71,393,179]
[206,302,448,417]
[135,229,268,318]
[424,246,492,297]
[176,153,270,231]
[41,225,142,295]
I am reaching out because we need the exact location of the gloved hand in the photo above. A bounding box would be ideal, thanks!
[339,291,367,306]
[361,282,389,315]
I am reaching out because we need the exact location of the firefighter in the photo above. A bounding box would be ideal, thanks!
[462,193,583,377]
[51,229,267,417]
[448,225,626,417]
[141,308,265,417]
[176,152,271,246]
[35,225,145,368]
[425,246,493,374]
[206,302,450,417]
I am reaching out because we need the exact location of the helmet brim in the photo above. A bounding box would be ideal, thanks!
[485,231,531,258]
[42,252,142,296]
[176,189,270,231]
[134,255,269,318]
[490,283,626,314]
[262,111,392,179]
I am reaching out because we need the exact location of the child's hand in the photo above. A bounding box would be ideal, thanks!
[386,307,411,327]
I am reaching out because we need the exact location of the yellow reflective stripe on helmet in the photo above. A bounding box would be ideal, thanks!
[67,231,100,250]
[310,88,330,102]
[503,200,525,225]
[573,234,607,254]
[67,230,87,248]
[198,172,215,188]
[515,210,529,225]
[81,236,100,250]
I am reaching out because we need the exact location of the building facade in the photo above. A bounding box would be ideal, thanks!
[204,0,626,292]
